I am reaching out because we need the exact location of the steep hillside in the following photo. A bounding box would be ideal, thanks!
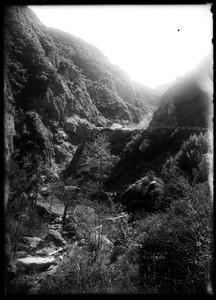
[4,5,160,169]
[150,54,213,128]
[106,55,213,191]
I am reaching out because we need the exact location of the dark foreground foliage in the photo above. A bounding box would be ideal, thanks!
[6,132,213,294]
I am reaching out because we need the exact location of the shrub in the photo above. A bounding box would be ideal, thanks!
[174,133,211,183]
[39,231,141,294]
[122,172,166,214]
[161,156,191,200]
[138,182,212,293]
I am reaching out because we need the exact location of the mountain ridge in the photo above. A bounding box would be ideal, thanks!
[4,5,160,168]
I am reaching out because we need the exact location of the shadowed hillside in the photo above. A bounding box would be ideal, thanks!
[4,5,160,170]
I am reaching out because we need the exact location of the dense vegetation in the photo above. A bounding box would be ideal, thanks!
[4,5,213,295]
[6,130,213,294]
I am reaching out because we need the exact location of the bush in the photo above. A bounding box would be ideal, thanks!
[161,156,191,200]
[138,182,213,293]
[174,133,211,183]
[122,172,166,214]
[39,229,140,294]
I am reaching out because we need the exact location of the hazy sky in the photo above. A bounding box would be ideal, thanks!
[29,5,212,88]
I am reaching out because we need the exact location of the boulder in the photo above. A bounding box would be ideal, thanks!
[54,144,72,162]
[20,236,43,250]
[65,185,81,193]
[45,230,67,247]
[64,116,77,133]
[52,216,62,224]
[17,256,57,273]
[39,186,50,197]
[64,115,92,138]
[23,111,54,164]
[53,129,68,143]
[35,246,57,257]
[36,202,60,221]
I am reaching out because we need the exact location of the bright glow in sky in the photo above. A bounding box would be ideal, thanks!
[29,5,212,88]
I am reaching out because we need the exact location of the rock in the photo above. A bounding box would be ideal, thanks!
[54,144,73,163]
[64,115,93,138]
[65,185,80,192]
[24,111,54,163]
[53,129,68,143]
[110,123,122,129]
[16,250,29,258]
[52,216,62,224]
[46,264,58,276]
[61,141,86,179]
[39,186,50,197]
[64,116,77,133]
[17,256,57,273]
[45,230,67,247]
[17,242,32,252]
[16,251,29,258]
[35,247,53,256]
[36,201,60,221]
[20,236,43,249]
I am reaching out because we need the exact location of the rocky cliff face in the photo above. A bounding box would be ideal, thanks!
[4,5,160,168]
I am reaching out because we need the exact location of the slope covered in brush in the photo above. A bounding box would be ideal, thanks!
[4,6,160,166]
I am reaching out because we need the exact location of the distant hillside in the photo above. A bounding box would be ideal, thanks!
[154,81,174,95]
[4,5,160,167]
[150,54,213,128]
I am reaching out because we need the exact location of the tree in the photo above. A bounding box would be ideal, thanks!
[6,151,48,258]
[80,133,119,195]
[51,179,80,228]
[78,133,119,251]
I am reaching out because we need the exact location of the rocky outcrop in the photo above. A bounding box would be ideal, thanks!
[44,230,67,247]
[17,256,57,273]
[20,236,43,250]
[36,201,60,221]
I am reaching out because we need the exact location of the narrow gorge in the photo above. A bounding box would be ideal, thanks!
[4,6,213,295]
